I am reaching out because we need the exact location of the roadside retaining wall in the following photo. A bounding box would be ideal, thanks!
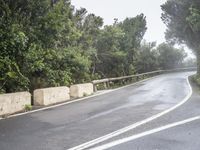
[70,83,93,98]
[34,87,70,106]
[0,92,31,116]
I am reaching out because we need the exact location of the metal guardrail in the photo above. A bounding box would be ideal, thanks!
[92,67,197,91]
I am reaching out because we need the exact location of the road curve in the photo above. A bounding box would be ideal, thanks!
[0,71,194,150]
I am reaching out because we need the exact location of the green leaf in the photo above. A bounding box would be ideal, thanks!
[6,72,17,79]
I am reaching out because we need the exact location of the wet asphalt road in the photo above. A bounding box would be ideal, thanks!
[0,71,196,150]
[92,72,200,150]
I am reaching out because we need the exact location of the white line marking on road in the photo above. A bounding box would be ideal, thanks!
[68,75,193,150]
[4,75,158,120]
[91,116,200,150]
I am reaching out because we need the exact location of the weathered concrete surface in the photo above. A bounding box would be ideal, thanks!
[34,87,70,106]
[0,92,31,116]
[70,83,93,98]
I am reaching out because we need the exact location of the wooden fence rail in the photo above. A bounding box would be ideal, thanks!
[91,67,197,91]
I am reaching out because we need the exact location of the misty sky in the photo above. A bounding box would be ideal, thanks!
[71,0,167,44]
[71,0,195,58]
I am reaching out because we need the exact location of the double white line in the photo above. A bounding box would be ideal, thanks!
[91,115,200,150]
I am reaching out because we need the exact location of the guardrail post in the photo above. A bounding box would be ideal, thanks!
[136,76,139,81]
[93,84,97,92]
[106,81,110,88]
[104,82,107,89]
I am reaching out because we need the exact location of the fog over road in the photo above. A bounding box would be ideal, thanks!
[0,71,197,150]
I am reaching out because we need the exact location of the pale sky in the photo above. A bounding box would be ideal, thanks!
[71,0,195,58]
[71,0,167,44]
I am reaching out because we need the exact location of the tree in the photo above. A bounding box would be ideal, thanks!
[95,25,126,77]
[73,10,104,76]
[136,41,159,73]
[0,0,91,92]
[161,0,200,72]
[157,43,187,69]
[0,0,31,92]
[183,58,197,67]
[94,14,147,77]
[118,14,147,74]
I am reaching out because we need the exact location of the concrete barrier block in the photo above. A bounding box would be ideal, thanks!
[0,92,31,116]
[33,86,70,106]
[70,83,93,98]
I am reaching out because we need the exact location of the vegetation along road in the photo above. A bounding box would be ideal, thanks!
[0,71,198,150]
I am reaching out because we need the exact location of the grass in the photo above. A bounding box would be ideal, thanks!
[83,92,88,97]
[24,104,32,111]
[190,74,200,87]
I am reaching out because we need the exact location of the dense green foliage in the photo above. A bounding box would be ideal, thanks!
[0,0,187,93]
[161,0,199,72]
